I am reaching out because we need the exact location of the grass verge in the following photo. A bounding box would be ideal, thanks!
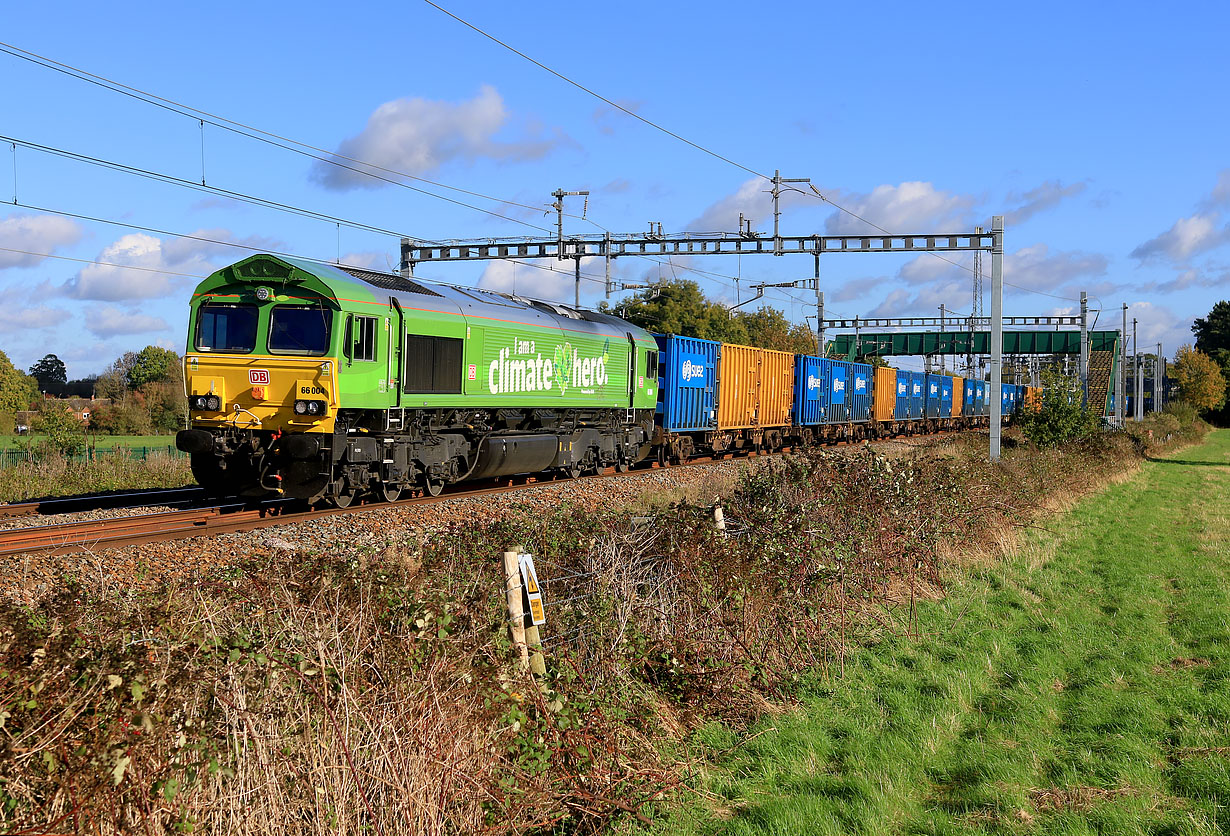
[655,429,1230,835]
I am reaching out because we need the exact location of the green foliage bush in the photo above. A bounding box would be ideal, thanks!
[1018,371,1102,447]
[33,401,86,456]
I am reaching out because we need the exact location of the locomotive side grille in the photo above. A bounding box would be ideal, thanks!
[403,335,463,394]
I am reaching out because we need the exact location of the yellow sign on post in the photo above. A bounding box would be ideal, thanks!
[518,553,546,626]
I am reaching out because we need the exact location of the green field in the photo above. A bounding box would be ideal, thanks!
[659,429,1230,835]
[0,434,177,451]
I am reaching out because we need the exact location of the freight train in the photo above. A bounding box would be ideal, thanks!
[176,254,1036,504]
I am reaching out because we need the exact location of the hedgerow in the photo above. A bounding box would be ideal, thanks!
[0,418,1207,834]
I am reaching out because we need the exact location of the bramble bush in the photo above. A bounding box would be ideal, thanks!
[1018,370,1102,447]
[0,419,1210,834]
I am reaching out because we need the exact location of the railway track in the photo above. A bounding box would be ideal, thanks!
[0,432,963,558]
[0,448,796,557]
[0,487,206,519]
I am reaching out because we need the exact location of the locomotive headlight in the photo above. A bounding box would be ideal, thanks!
[293,399,326,417]
[192,395,222,411]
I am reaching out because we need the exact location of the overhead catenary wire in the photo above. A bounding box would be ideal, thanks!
[0,41,562,233]
[0,134,426,243]
[2,36,1078,315]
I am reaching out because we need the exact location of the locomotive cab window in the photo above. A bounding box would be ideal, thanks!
[195,303,258,353]
[344,315,378,362]
[269,305,331,356]
[646,350,658,380]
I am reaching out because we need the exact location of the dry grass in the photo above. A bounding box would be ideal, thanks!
[2,419,1211,835]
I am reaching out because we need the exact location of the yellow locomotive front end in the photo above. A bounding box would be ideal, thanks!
[176,265,344,499]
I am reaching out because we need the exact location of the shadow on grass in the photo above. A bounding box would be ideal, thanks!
[1145,456,1230,467]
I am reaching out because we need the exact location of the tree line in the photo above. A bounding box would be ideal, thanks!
[0,346,187,440]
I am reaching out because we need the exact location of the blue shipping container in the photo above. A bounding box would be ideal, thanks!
[793,355,825,426]
[908,372,926,419]
[962,379,977,417]
[822,359,872,423]
[925,373,944,418]
[850,363,872,422]
[654,334,719,432]
[894,370,910,420]
[940,376,954,417]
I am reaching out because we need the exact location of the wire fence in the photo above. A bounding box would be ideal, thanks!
[0,444,184,467]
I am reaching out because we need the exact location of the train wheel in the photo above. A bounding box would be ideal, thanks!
[331,489,356,508]
[380,483,403,502]
[424,477,445,497]
[615,458,630,473]
[567,462,583,479]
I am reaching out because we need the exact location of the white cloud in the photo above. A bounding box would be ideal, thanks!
[1129,212,1229,263]
[1003,180,1087,226]
[0,214,83,269]
[476,258,599,303]
[898,254,964,286]
[85,306,171,338]
[59,229,269,301]
[340,251,395,272]
[1132,170,1230,263]
[1142,267,1230,294]
[868,281,970,318]
[1003,243,1108,292]
[687,178,771,232]
[830,276,887,303]
[314,86,562,190]
[824,181,974,234]
[0,303,69,333]
[61,234,188,301]
[1203,168,1230,208]
[1124,301,1188,358]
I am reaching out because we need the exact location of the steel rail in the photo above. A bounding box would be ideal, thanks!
[0,431,962,558]
[0,487,206,519]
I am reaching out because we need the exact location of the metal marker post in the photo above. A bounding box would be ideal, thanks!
[1079,292,1089,406]
[1155,343,1164,412]
[1117,305,1126,426]
[818,291,826,356]
[989,215,1004,461]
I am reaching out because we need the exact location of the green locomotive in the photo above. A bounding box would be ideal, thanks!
[176,254,660,505]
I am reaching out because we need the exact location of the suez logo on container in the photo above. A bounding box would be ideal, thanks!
[678,357,708,383]
[488,338,611,395]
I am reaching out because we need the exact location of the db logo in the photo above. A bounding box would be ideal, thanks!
[248,369,270,385]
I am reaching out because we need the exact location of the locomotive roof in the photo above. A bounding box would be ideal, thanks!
[200,254,654,344]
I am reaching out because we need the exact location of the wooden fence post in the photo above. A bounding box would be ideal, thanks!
[503,546,529,672]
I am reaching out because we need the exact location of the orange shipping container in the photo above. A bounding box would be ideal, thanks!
[716,344,794,430]
[1025,386,1042,410]
[873,365,896,421]
[951,375,964,417]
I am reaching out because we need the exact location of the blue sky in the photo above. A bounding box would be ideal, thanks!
[1,0,1227,378]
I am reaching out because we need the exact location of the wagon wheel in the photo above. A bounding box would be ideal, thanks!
[567,461,583,479]
[424,476,446,497]
[380,482,403,502]
[330,486,357,508]
[615,457,630,473]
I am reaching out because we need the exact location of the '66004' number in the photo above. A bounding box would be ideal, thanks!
[300,385,327,395]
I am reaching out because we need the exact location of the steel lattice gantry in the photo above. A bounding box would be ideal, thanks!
[400,231,996,266]
[400,216,1016,461]
[831,330,1120,359]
